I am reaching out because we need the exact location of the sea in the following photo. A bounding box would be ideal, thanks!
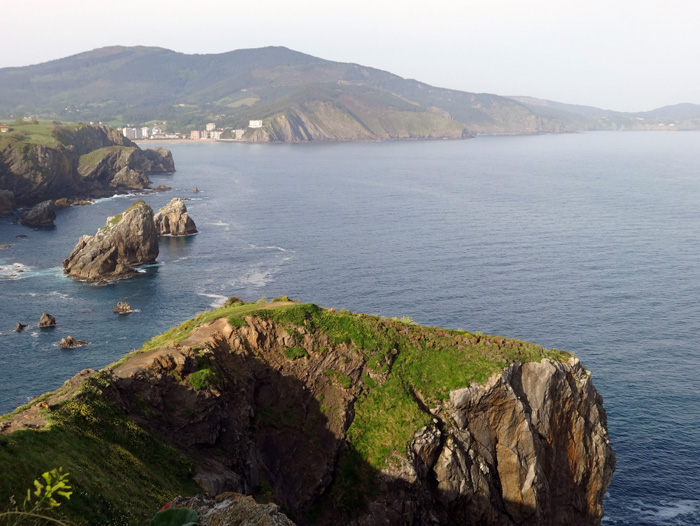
[1,132,699,525]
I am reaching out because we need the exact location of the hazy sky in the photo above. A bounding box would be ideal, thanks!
[2,0,699,111]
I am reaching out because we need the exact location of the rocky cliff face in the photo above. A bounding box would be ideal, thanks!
[0,302,614,525]
[154,197,198,236]
[62,199,158,281]
[0,124,175,211]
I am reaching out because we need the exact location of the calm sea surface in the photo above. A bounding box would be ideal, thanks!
[1,132,699,524]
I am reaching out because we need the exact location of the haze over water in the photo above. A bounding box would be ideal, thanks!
[1,132,698,524]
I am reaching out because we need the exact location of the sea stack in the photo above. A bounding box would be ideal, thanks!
[154,198,197,236]
[20,200,56,227]
[63,200,158,281]
[38,313,56,327]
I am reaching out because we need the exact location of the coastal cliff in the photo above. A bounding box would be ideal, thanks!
[0,122,174,212]
[0,300,614,525]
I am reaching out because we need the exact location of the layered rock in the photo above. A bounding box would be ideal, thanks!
[62,200,158,281]
[20,200,56,226]
[154,198,197,236]
[1,303,615,526]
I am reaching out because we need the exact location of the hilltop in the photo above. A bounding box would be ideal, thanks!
[4,45,693,142]
[0,299,614,525]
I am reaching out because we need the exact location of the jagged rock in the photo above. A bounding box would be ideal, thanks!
[154,198,197,236]
[62,200,158,281]
[38,313,56,327]
[113,302,134,314]
[59,336,88,349]
[15,323,27,332]
[20,200,56,226]
[192,187,200,193]
[170,493,297,526]
[0,190,15,216]
[151,184,172,192]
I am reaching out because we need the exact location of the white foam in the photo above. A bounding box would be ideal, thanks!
[197,292,228,308]
[624,498,698,523]
[206,221,230,231]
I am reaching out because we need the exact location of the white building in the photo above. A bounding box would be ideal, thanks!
[248,120,263,129]
[206,122,216,132]
[210,130,222,140]
[122,127,139,140]
[140,127,150,138]
[152,126,163,135]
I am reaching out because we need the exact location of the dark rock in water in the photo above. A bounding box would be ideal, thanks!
[62,200,159,282]
[59,336,88,349]
[54,197,93,210]
[39,313,56,327]
[0,190,15,216]
[154,198,197,236]
[15,234,27,238]
[0,244,9,249]
[20,200,56,227]
[110,166,150,189]
[15,323,27,332]
[152,184,172,192]
[192,187,200,193]
[143,147,175,174]
[114,301,134,314]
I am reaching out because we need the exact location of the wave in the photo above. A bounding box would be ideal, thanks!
[197,292,228,308]
[206,221,230,231]
[619,499,699,524]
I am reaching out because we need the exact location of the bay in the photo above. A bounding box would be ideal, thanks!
[1,132,699,524]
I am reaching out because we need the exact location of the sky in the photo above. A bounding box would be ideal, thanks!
[2,0,699,111]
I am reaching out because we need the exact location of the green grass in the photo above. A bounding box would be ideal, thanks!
[78,145,134,172]
[325,370,352,389]
[187,360,220,391]
[0,121,80,148]
[284,346,309,360]
[0,375,197,525]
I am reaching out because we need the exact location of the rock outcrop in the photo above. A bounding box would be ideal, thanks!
[38,313,56,327]
[0,124,176,209]
[0,302,615,526]
[170,494,297,526]
[154,198,197,236]
[62,200,158,281]
[20,200,56,226]
[0,190,15,216]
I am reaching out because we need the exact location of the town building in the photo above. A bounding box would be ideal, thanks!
[0,125,9,133]
[190,130,201,140]
[122,127,139,140]
[249,120,263,128]
[206,123,216,132]
[210,130,222,140]
[140,127,150,138]
[233,129,245,139]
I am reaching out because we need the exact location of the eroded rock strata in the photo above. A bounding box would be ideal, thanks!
[154,197,198,236]
[62,200,158,281]
[0,302,614,525]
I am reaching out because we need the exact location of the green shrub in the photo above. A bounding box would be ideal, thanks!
[283,347,309,360]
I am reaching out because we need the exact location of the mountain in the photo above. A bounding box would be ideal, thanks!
[0,46,584,140]
[0,299,614,525]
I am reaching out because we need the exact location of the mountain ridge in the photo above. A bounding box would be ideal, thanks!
[1,45,698,141]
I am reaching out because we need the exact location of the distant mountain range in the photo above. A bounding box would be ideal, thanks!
[1,46,699,141]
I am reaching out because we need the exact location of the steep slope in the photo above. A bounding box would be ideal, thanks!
[0,300,614,525]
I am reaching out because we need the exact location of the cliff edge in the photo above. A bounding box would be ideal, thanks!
[0,300,614,525]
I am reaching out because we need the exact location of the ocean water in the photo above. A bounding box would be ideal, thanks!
[1,132,699,524]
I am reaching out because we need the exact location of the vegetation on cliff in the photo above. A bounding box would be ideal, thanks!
[0,300,612,525]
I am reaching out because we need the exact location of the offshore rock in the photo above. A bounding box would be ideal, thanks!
[113,302,134,314]
[15,323,27,332]
[38,313,56,327]
[60,336,88,349]
[143,147,175,173]
[170,493,297,526]
[62,200,158,281]
[154,198,197,236]
[20,200,56,226]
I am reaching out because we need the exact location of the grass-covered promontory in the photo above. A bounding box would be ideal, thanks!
[0,299,570,524]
